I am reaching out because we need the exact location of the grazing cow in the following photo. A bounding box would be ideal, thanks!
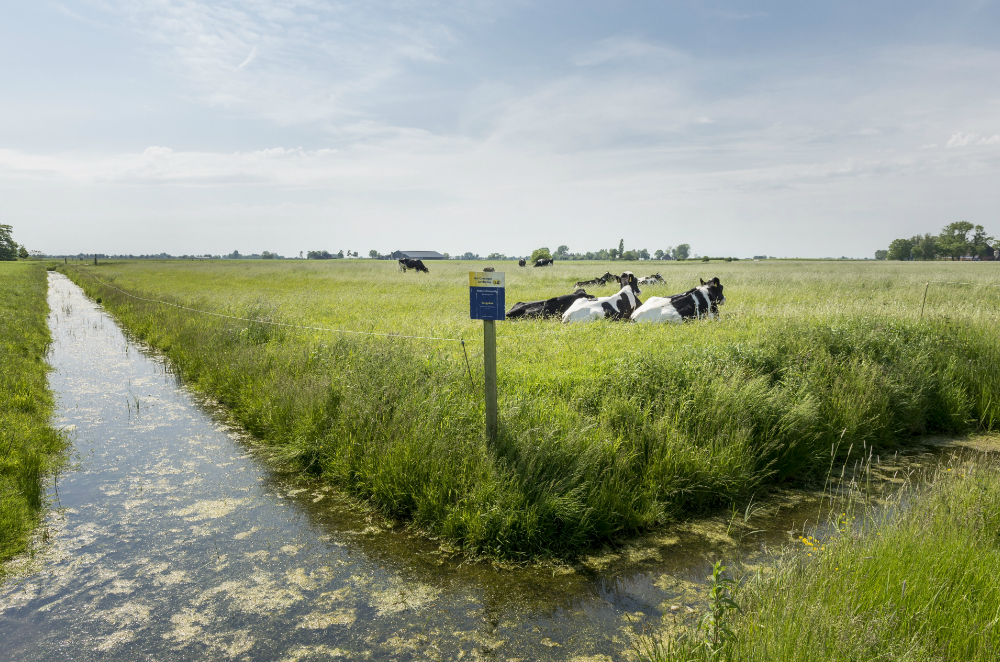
[398,258,430,273]
[638,273,664,286]
[562,273,642,323]
[483,266,495,272]
[534,258,555,267]
[518,259,527,267]
[507,289,596,319]
[575,271,615,288]
[631,277,725,324]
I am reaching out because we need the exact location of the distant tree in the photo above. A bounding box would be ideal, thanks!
[18,245,29,260]
[618,238,625,256]
[261,251,276,259]
[461,251,480,260]
[530,247,551,263]
[654,249,664,260]
[336,250,344,259]
[369,249,378,259]
[909,234,938,261]
[673,244,691,260]
[970,224,996,258]
[886,238,913,260]
[638,248,650,260]
[609,248,619,260]
[486,252,507,260]
[701,255,710,262]
[555,245,569,259]
[299,251,304,259]
[307,250,334,259]
[937,222,974,259]
[621,250,639,261]
[874,249,888,260]
[442,252,450,259]
[0,224,18,261]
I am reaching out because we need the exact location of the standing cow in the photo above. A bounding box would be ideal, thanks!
[398,258,429,273]
[631,278,725,323]
[518,259,527,267]
[562,273,642,323]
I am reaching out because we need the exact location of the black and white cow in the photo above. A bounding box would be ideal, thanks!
[483,266,495,272]
[562,273,642,323]
[507,289,596,319]
[534,258,555,267]
[398,258,430,273]
[630,277,725,323]
[518,259,527,267]
[575,271,615,288]
[638,273,664,285]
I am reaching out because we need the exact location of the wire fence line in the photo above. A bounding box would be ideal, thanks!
[75,271,466,343]
[920,280,1000,319]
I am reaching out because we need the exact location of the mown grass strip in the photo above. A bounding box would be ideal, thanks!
[640,450,1000,661]
[62,260,1000,560]
[0,263,66,575]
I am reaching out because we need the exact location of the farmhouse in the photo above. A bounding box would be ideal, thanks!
[390,250,446,260]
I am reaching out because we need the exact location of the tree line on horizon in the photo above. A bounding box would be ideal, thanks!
[878,222,996,261]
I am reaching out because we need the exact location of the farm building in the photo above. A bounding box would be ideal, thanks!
[391,250,447,260]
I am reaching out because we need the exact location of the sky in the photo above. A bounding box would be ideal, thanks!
[2,1,999,258]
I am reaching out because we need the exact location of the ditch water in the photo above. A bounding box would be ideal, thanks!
[0,273,969,661]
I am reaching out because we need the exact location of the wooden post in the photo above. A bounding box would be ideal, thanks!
[483,319,497,441]
[94,254,98,266]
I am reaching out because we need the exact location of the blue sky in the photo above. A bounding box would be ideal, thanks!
[3,1,999,257]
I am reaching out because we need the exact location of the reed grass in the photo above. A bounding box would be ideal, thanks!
[62,259,1000,559]
[0,263,65,573]
[639,449,1000,661]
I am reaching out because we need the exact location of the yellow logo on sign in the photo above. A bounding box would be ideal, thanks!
[469,272,505,287]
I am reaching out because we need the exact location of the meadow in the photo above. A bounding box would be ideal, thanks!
[62,258,1000,559]
[0,263,66,572]
[639,449,1000,661]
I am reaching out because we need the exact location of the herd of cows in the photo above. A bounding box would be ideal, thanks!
[508,271,725,324]
[396,258,725,325]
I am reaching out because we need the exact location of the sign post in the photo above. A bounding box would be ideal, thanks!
[469,272,505,441]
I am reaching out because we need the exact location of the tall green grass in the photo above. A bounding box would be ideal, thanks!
[639,451,1000,661]
[0,263,65,573]
[63,259,1000,559]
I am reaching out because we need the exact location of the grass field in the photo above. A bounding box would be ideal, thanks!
[0,262,65,573]
[639,449,1000,661]
[62,258,1000,559]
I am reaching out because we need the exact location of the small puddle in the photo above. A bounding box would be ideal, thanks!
[0,273,988,660]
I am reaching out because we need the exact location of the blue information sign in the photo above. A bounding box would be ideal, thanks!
[469,272,505,321]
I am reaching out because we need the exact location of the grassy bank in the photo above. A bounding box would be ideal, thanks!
[640,450,1000,661]
[0,263,65,573]
[62,259,1000,559]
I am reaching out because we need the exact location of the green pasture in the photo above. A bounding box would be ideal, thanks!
[62,258,1000,559]
[0,263,65,572]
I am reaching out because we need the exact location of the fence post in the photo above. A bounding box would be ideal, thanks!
[483,319,497,441]
[94,254,98,266]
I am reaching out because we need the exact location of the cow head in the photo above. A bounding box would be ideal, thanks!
[699,277,725,306]
[572,288,598,301]
[619,272,641,296]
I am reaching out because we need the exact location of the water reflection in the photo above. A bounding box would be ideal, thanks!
[0,273,986,661]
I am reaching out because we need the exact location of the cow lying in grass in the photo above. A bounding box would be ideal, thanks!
[398,258,429,273]
[562,273,642,323]
[631,277,725,323]
[638,273,663,285]
[507,289,596,319]
[575,271,615,288]
[534,258,554,267]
